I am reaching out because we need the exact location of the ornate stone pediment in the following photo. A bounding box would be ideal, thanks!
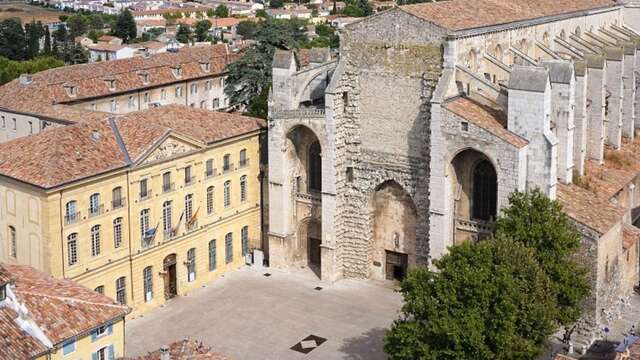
[141,137,199,165]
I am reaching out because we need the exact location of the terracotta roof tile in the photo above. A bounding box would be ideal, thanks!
[401,0,618,32]
[557,183,624,234]
[0,264,129,358]
[128,339,232,360]
[443,96,528,148]
[623,224,640,251]
[0,44,236,123]
[0,105,264,189]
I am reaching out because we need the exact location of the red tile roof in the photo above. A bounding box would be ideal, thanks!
[0,44,236,123]
[0,105,264,189]
[557,183,624,234]
[443,96,528,148]
[0,264,129,359]
[128,339,232,360]
[401,0,618,32]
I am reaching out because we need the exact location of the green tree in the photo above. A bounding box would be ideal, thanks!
[112,9,136,42]
[269,0,284,8]
[236,20,258,39]
[256,9,268,18]
[224,19,308,118]
[384,237,556,360]
[214,4,230,17]
[24,20,44,59]
[43,26,52,55]
[343,0,371,16]
[87,29,105,42]
[0,18,26,60]
[206,8,215,17]
[89,14,104,30]
[494,190,591,326]
[194,20,212,42]
[0,56,63,85]
[176,24,193,43]
[66,14,88,38]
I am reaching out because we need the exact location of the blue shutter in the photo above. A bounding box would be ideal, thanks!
[62,340,75,355]
[107,323,113,335]
[91,330,97,342]
[108,345,115,360]
[92,351,98,360]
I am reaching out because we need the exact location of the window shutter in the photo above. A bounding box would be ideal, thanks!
[108,345,115,360]
[107,324,113,335]
[91,330,97,342]
[92,351,98,360]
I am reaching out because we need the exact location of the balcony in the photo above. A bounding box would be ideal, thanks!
[185,176,196,187]
[222,164,234,174]
[205,169,217,179]
[162,182,175,193]
[455,217,493,235]
[296,192,321,204]
[64,211,82,225]
[87,204,104,218]
[139,190,153,201]
[111,197,126,210]
[239,159,250,168]
[141,236,154,249]
[186,220,199,233]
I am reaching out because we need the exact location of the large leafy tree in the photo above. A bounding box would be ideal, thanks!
[194,20,211,42]
[385,237,556,360]
[112,9,136,42]
[494,189,591,326]
[66,14,88,39]
[0,18,26,60]
[176,24,193,43]
[224,19,307,118]
[0,56,63,85]
[214,5,230,17]
[236,20,258,39]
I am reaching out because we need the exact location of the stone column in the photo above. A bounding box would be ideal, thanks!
[585,54,606,164]
[622,44,636,138]
[604,47,624,149]
[574,61,588,176]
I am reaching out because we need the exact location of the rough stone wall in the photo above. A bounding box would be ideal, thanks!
[548,78,576,184]
[330,9,444,277]
[574,73,588,176]
[586,66,606,164]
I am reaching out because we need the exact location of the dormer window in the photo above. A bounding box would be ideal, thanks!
[138,72,150,85]
[171,66,183,78]
[104,78,116,91]
[63,83,77,97]
[200,60,210,72]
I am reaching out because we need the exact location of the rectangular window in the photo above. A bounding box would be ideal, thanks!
[190,83,197,94]
[12,118,16,130]
[209,240,217,271]
[161,89,167,100]
[241,226,249,257]
[91,225,101,257]
[143,266,153,302]
[239,149,247,167]
[113,218,123,248]
[116,277,126,304]
[212,98,220,109]
[240,176,247,202]
[206,186,214,215]
[62,339,76,355]
[139,179,149,199]
[128,96,134,108]
[175,86,182,97]
[110,100,117,112]
[9,226,16,258]
[205,159,214,177]
[184,166,193,185]
[224,181,231,208]
[144,92,150,103]
[225,232,233,264]
[1,115,5,128]
[205,80,212,91]
[28,121,33,134]
[140,209,151,247]
[187,248,196,282]
[67,233,78,266]
[163,172,172,192]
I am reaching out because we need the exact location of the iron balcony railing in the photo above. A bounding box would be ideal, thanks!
[162,182,175,193]
[139,190,153,201]
[222,163,234,174]
[185,176,196,186]
[205,169,217,179]
[111,197,126,210]
[239,158,250,168]
[88,204,104,218]
[64,211,82,225]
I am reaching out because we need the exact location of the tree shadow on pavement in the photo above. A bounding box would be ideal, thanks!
[338,327,388,360]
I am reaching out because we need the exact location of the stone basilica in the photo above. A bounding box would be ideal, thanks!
[267,0,640,340]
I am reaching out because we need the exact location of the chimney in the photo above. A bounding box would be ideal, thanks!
[604,46,623,149]
[508,66,558,199]
[159,345,170,360]
[19,74,32,86]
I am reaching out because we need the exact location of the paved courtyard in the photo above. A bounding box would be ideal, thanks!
[125,266,403,359]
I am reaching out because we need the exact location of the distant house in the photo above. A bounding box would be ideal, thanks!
[267,7,313,19]
[0,264,130,360]
[97,34,124,46]
[88,43,135,62]
[135,19,167,37]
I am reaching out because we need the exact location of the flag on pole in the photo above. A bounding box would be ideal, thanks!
[187,206,200,226]
[145,222,159,240]
[171,211,185,236]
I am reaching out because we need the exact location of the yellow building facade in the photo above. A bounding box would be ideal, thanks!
[0,106,264,317]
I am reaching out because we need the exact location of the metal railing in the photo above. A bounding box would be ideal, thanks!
[141,236,154,249]
[186,220,199,233]
[455,217,493,234]
[111,197,126,210]
[162,182,175,193]
[239,158,250,168]
[64,211,82,225]
[88,204,104,218]
[296,192,321,203]
[205,169,217,179]
[164,229,175,241]
[222,164,234,174]
[139,190,153,201]
[185,176,196,186]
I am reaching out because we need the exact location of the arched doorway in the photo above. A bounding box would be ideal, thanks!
[370,181,417,281]
[163,254,178,300]
[450,149,497,244]
[293,218,322,278]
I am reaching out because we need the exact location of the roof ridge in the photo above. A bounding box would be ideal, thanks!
[15,289,128,310]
